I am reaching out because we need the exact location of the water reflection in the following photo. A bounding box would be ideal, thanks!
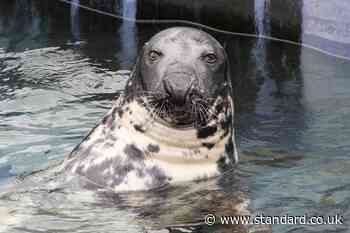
[269,0,303,42]
[118,0,137,69]
[70,0,81,42]
[0,1,350,233]
[136,0,256,33]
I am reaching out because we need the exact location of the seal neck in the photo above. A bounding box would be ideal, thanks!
[118,95,231,149]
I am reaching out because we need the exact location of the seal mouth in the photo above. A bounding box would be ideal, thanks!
[137,92,225,128]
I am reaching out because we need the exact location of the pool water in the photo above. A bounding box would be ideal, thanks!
[0,1,349,233]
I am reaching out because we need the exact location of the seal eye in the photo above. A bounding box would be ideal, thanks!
[203,53,217,64]
[149,50,162,62]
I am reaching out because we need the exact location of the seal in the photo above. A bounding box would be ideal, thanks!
[62,27,238,192]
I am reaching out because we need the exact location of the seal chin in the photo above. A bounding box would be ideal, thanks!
[160,107,196,128]
[139,92,221,129]
[141,97,198,128]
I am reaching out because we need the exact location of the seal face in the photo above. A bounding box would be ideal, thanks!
[126,27,229,127]
[63,27,238,192]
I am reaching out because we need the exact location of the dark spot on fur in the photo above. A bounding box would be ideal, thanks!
[197,125,217,139]
[121,163,134,173]
[124,144,144,161]
[110,162,135,186]
[129,110,133,115]
[117,109,123,118]
[136,168,145,178]
[146,166,168,187]
[134,124,145,133]
[138,98,145,105]
[202,143,215,149]
[108,134,118,142]
[94,138,105,144]
[129,121,133,125]
[147,144,160,153]
[104,142,114,148]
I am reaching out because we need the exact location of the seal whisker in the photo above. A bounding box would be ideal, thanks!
[154,101,164,118]
[198,103,211,122]
[198,102,219,121]
[191,100,199,128]
[159,101,168,118]
[142,105,158,130]
[195,102,206,126]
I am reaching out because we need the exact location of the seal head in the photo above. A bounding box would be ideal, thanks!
[126,27,231,127]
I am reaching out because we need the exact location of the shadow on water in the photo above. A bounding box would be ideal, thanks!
[0,0,350,233]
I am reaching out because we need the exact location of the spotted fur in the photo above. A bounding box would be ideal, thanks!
[62,94,237,192]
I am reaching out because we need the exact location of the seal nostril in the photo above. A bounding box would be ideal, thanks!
[163,79,189,105]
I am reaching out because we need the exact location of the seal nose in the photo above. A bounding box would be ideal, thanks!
[163,79,192,105]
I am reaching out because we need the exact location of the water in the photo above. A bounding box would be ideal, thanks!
[71,0,81,42]
[254,0,265,36]
[119,0,137,69]
[0,1,350,233]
